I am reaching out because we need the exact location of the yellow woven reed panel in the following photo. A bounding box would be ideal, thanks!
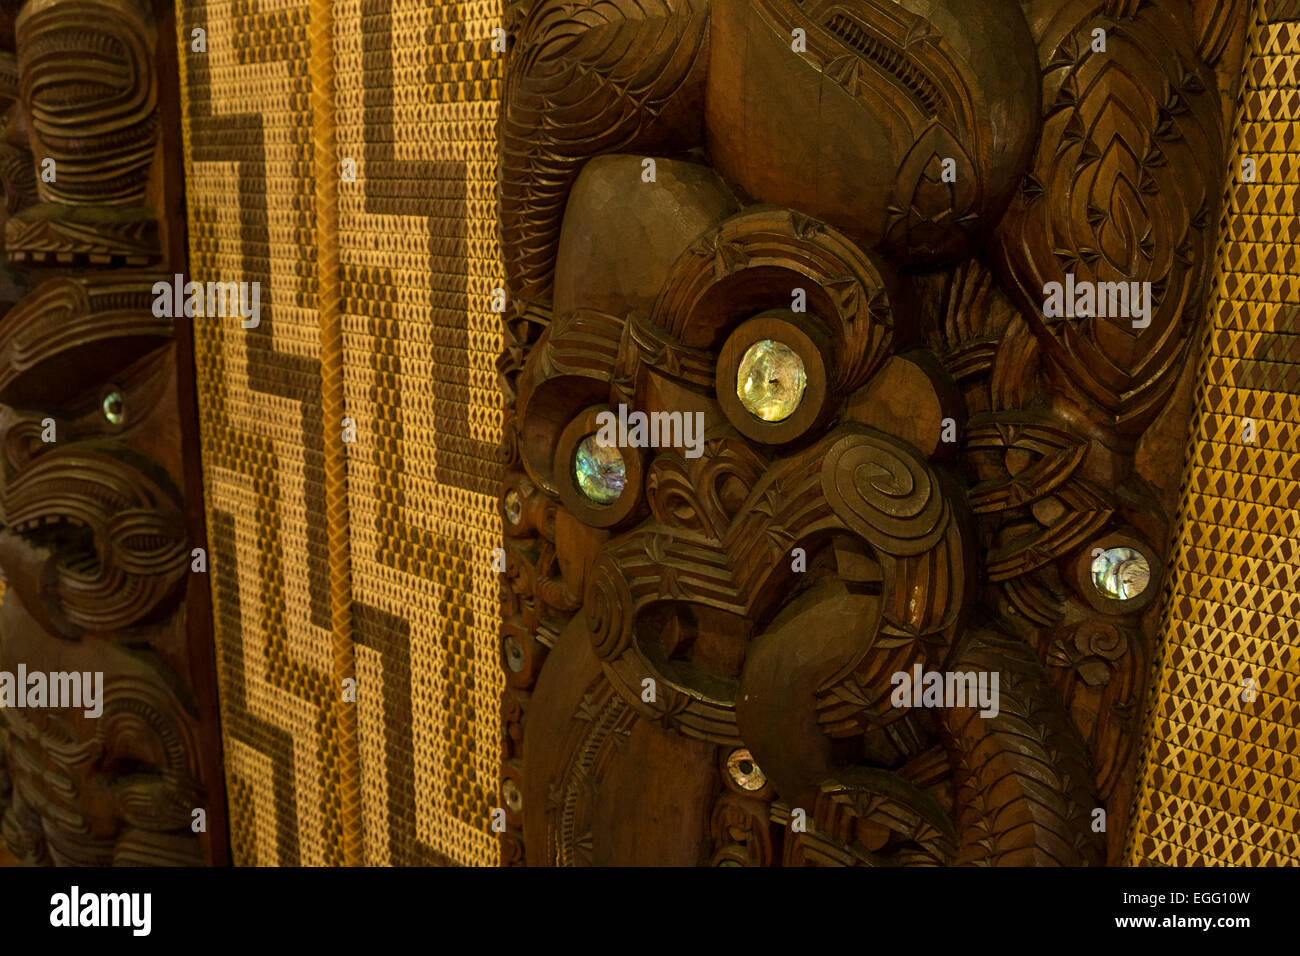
[177,0,344,867]
[1126,0,1300,866]
[310,0,365,868]
[178,0,502,866]
[335,0,503,868]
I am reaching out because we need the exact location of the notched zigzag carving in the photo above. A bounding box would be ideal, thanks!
[994,0,1223,436]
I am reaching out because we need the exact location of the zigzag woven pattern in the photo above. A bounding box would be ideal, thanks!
[1126,0,1300,866]
[178,0,503,867]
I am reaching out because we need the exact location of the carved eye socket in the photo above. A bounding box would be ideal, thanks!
[716,311,830,444]
[1072,532,1160,614]
[735,339,807,422]
[1090,547,1150,601]
[573,434,626,505]
[553,406,645,529]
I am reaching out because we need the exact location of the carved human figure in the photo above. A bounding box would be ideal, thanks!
[0,277,204,866]
[500,0,1229,865]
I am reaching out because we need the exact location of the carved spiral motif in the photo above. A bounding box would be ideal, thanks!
[1074,621,1128,661]
[584,553,633,661]
[821,433,947,557]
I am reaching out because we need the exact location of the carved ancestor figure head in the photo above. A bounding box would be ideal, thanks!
[499,0,1225,865]
[0,277,187,639]
[0,276,201,865]
[0,600,203,866]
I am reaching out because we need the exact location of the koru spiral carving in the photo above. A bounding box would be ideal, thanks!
[499,0,1241,865]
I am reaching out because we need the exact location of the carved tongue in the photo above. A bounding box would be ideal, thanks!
[736,575,882,813]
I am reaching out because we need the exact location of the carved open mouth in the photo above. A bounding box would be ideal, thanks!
[637,604,751,702]
[0,468,122,580]
[8,512,102,579]
[0,449,187,633]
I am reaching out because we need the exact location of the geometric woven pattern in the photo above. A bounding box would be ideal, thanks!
[177,0,503,867]
[1126,0,1300,866]
[335,0,503,868]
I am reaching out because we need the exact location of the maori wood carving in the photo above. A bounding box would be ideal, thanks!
[0,0,225,865]
[499,0,1248,865]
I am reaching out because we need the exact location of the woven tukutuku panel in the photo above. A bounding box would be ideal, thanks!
[177,0,503,866]
[1126,0,1300,865]
[334,0,503,867]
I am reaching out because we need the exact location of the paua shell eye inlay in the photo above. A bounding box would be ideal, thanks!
[735,339,807,422]
[503,488,522,524]
[574,435,626,504]
[725,748,767,791]
[1090,547,1151,601]
[102,389,125,425]
[502,778,523,813]
[504,634,525,673]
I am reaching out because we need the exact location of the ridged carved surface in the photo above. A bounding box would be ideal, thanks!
[708,0,1041,265]
[0,633,204,865]
[16,0,158,206]
[0,275,207,866]
[992,0,1223,436]
[5,0,159,266]
[0,1,218,867]
[500,0,1244,866]
[501,0,709,310]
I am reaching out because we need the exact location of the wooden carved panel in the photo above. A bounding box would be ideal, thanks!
[498,0,1249,865]
[0,0,225,865]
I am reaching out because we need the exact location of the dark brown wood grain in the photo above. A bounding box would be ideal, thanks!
[0,0,226,867]
[499,0,1248,866]
[151,0,229,868]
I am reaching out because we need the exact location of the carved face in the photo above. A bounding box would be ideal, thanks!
[0,277,201,866]
[0,280,185,639]
[500,0,1224,866]
[505,155,978,863]
[0,603,202,866]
